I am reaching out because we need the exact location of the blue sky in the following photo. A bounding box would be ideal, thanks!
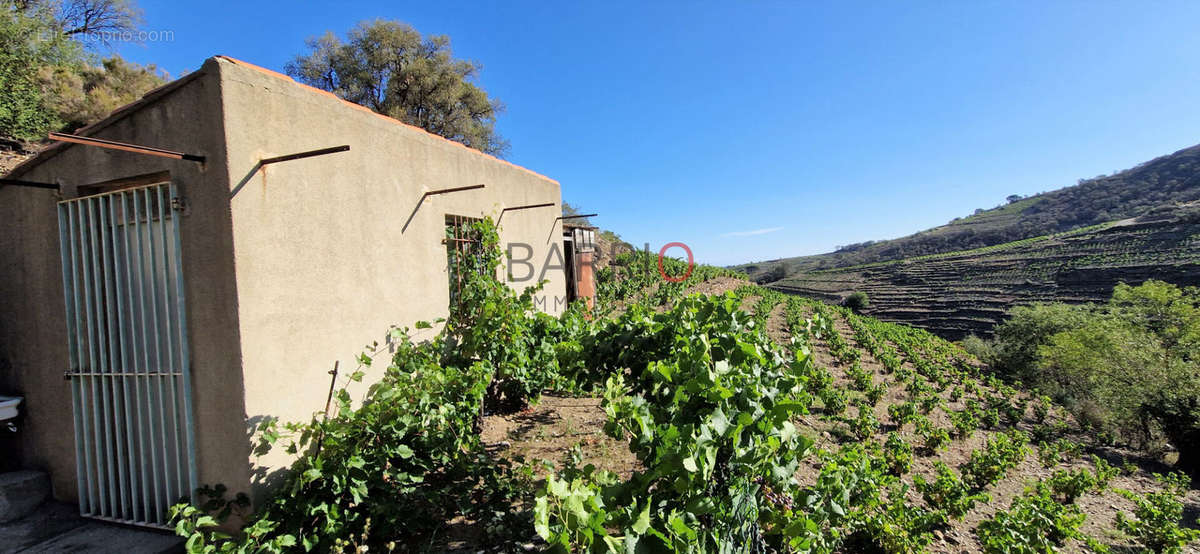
[114,1,1200,265]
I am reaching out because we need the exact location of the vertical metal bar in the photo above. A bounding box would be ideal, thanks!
[61,202,88,515]
[154,185,183,505]
[72,201,96,516]
[132,190,163,522]
[82,198,110,516]
[79,200,98,515]
[76,202,97,517]
[169,183,199,499]
[106,194,134,520]
[127,191,151,522]
[91,198,118,518]
[97,196,126,519]
[121,191,144,521]
[143,186,169,524]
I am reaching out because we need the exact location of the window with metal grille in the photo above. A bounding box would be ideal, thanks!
[444,214,485,306]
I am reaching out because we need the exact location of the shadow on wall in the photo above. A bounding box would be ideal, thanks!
[232,324,446,515]
[245,414,290,509]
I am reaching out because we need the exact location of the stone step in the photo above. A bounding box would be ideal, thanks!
[0,501,182,553]
[0,501,86,552]
[20,520,182,553]
[0,471,50,523]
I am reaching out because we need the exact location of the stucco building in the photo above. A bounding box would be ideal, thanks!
[0,56,568,527]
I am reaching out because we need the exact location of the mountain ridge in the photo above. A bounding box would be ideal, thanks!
[737,142,1200,281]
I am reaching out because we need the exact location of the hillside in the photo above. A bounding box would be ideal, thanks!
[770,202,1200,339]
[0,140,38,177]
[738,142,1200,280]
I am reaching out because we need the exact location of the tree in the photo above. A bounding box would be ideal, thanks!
[1006,194,1023,204]
[1,1,84,139]
[561,202,591,226]
[1037,281,1200,473]
[1,0,159,140]
[9,0,140,36]
[986,302,1093,385]
[286,19,508,156]
[37,55,165,131]
[51,0,140,38]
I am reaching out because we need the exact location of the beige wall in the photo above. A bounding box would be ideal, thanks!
[0,67,253,502]
[0,56,565,507]
[213,58,566,494]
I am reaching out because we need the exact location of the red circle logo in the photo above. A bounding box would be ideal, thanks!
[658,242,694,283]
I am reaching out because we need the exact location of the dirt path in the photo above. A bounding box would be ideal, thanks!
[766,303,789,345]
[481,395,639,479]
[681,276,749,297]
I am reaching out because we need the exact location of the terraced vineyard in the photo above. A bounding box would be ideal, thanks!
[693,282,1200,552]
[771,202,1200,339]
[531,255,1200,552]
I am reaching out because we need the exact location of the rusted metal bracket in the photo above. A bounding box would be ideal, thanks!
[497,201,555,224]
[401,185,487,233]
[49,132,206,163]
[503,202,555,213]
[0,178,58,190]
[260,145,349,165]
[424,184,486,197]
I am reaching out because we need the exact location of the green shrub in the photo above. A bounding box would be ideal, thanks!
[1030,420,1070,444]
[791,446,939,553]
[914,461,988,519]
[1046,458,1116,503]
[168,218,568,550]
[887,401,919,426]
[883,432,913,476]
[987,302,1093,385]
[1032,395,1053,423]
[1037,281,1200,473]
[0,5,82,139]
[847,404,881,441]
[949,408,980,439]
[916,417,951,452]
[1115,472,1200,554]
[865,382,888,406]
[847,361,873,391]
[962,430,1030,490]
[821,387,848,417]
[977,482,1087,553]
[1036,438,1082,469]
[960,334,994,365]
[844,291,870,312]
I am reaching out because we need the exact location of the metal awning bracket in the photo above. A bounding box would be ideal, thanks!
[260,145,350,165]
[49,132,206,163]
[1,178,59,190]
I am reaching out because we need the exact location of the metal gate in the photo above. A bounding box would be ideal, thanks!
[58,182,197,527]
